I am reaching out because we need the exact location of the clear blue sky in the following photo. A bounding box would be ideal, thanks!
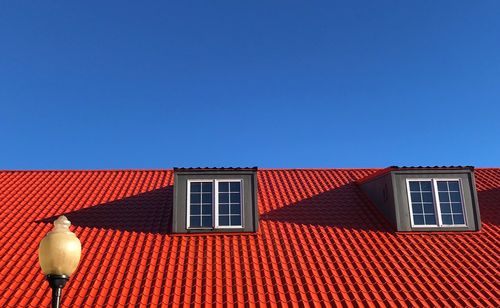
[1,1,499,169]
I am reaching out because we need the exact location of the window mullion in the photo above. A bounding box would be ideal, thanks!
[214,180,218,228]
[433,179,443,226]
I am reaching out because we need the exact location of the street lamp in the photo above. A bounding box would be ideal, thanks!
[39,216,82,308]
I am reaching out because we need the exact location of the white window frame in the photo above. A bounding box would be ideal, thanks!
[186,179,215,229]
[186,179,244,229]
[406,178,467,228]
[214,179,244,229]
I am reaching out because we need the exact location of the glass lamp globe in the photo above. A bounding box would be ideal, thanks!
[38,216,82,277]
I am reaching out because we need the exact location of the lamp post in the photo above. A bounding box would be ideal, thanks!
[38,216,82,308]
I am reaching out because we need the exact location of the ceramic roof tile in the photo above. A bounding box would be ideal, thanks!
[0,169,498,307]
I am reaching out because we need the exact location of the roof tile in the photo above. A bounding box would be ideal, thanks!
[0,169,498,306]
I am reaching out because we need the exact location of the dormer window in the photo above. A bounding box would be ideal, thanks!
[407,179,466,227]
[187,180,243,229]
[358,166,481,232]
[173,168,258,233]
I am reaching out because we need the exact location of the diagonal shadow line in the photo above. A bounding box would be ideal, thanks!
[36,186,173,234]
[260,183,392,231]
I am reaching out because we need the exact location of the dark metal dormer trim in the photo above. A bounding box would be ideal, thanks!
[357,166,481,232]
[172,167,258,234]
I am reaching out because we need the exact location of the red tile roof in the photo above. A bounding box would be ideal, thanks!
[0,169,498,307]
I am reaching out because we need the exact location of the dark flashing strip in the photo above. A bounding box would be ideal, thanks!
[174,167,258,171]
[389,165,474,170]
[356,166,475,185]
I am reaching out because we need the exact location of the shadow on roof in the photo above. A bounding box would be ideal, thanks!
[477,188,500,226]
[36,186,173,234]
[260,183,392,232]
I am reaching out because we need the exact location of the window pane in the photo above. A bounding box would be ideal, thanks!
[439,192,449,202]
[448,181,460,191]
[425,215,436,225]
[202,204,212,215]
[231,215,242,226]
[219,182,229,192]
[437,181,448,191]
[441,203,451,214]
[191,204,201,215]
[190,193,200,204]
[219,215,230,226]
[189,182,213,229]
[216,181,243,228]
[202,216,212,227]
[230,193,241,203]
[412,204,423,214]
[409,181,436,226]
[442,214,453,225]
[219,204,229,214]
[409,182,420,192]
[411,192,421,202]
[190,216,201,228]
[231,204,241,214]
[202,182,212,192]
[422,192,433,202]
[451,202,462,213]
[423,203,435,214]
[413,215,424,225]
[420,181,432,191]
[450,192,461,202]
[219,193,229,203]
[453,214,465,224]
[438,180,465,226]
[202,193,212,204]
[230,182,241,192]
[191,182,201,192]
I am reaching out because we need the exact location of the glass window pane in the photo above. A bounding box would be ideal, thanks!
[202,216,212,227]
[423,203,435,214]
[202,182,212,192]
[448,181,460,191]
[453,214,465,224]
[190,216,201,227]
[425,214,436,225]
[190,193,200,204]
[439,192,449,202]
[437,180,465,226]
[191,204,201,215]
[230,182,241,192]
[450,192,461,202]
[409,182,420,192]
[420,181,432,191]
[412,204,423,214]
[202,204,212,215]
[202,193,212,204]
[441,203,451,214]
[410,192,421,202]
[191,182,201,192]
[231,215,242,226]
[413,215,424,225]
[230,193,241,203]
[442,214,453,225]
[231,204,241,214]
[219,204,229,214]
[219,215,230,226]
[437,181,448,191]
[422,192,433,202]
[451,202,463,213]
[219,182,229,192]
[219,193,229,203]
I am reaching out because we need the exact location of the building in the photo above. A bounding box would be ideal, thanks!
[0,167,498,307]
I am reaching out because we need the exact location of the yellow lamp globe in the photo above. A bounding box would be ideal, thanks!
[39,216,81,277]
